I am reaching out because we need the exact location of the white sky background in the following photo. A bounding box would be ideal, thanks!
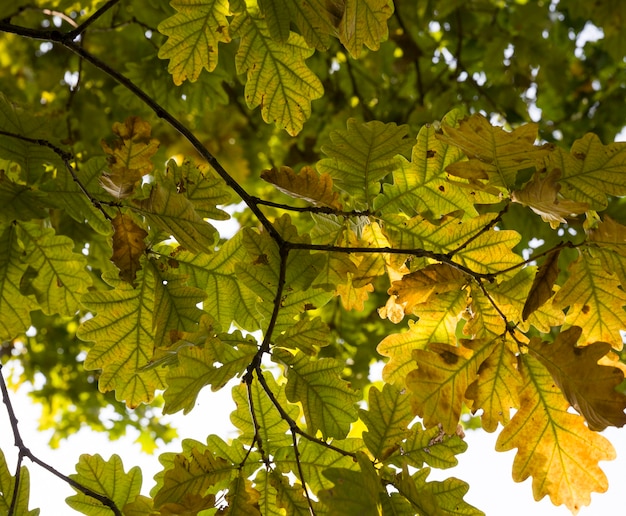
[1,360,625,516]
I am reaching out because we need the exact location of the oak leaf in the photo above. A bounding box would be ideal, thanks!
[529,326,626,431]
[111,213,147,285]
[338,0,394,58]
[100,116,159,199]
[407,339,496,434]
[261,165,342,209]
[157,0,231,85]
[522,248,560,321]
[496,354,615,513]
[438,113,551,190]
[511,169,589,228]
[588,215,626,289]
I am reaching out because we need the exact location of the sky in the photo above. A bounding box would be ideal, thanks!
[1,360,624,515]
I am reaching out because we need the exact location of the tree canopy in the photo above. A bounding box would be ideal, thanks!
[1,0,626,514]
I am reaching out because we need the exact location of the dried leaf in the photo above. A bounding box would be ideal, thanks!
[529,326,626,431]
[261,165,342,209]
[111,213,147,285]
[522,248,560,321]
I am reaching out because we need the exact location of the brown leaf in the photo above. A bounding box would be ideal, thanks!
[511,168,589,228]
[529,326,626,431]
[389,263,467,315]
[522,249,560,321]
[261,165,342,210]
[111,213,147,285]
[100,116,159,199]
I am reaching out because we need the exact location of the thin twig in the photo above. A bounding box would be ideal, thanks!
[66,0,122,39]
[448,203,510,257]
[0,366,122,516]
[252,196,371,217]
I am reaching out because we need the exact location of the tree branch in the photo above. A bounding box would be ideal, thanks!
[0,365,122,516]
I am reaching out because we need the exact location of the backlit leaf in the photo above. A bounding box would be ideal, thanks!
[511,169,588,228]
[261,165,343,210]
[275,316,331,355]
[78,269,167,407]
[465,338,521,432]
[496,354,615,513]
[318,119,411,207]
[360,383,413,460]
[111,213,147,286]
[529,326,626,431]
[338,0,394,58]
[522,249,560,321]
[66,454,142,516]
[553,253,626,349]
[375,110,480,218]
[100,116,159,199]
[18,222,92,316]
[157,0,231,85]
[163,331,257,414]
[588,215,626,288]
[0,449,38,515]
[224,474,261,516]
[231,12,324,135]
[548,133,626,209]
[407,338,497,434]
[0,224,37,341]
[135,183,218,254]
[274,348,359,439]
[439,113,551,190]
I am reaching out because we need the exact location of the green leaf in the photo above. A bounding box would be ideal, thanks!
[386,422,467,471]
[40,157,111,235]
[149,259,206,345]
[17,222,92,316]
[0,92,64,183]
[0,449,39,515]
[153,446,234,508]
[135,183,218,254]
[273,348,359,439]
[166,233,264,330]
[224,473,262,516]
[376,111,481,218]
[0,174,49,223]
[157,0,231,85]
[549,133,626,209]
[258,0,338,49]
[231,11,324,135]
[318,119,411,207]
[274,438,364,493]
[360,383,413,460]
[66,454,141,516]
[338,0,394,58]
[319,452,383,515]
[78,268,167,407]
[163,331,257,414]
[0,224,37,341]
[275,316,331,355]
[230,371,299,452]
[161,159,233,220]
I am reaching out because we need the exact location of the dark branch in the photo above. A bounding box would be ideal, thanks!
[0,366,122,516]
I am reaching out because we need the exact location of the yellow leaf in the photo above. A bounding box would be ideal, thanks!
[231,12,323,135]
[336,276,374,311]
[261,165,342,209]
[438,113,551,190]
[522,249,560,321]
[157,0,231,85]
[511,169,589,228]
[388,263,467,315]
[553,253,626,349]
[100,116,159,199]
[548,133,626,209]
[378,289,467,386]
[466,337,521,432]
[111,213,147,286]
[407,338,496,434]
[338,0,394,58]
[588,215,626,288]
[529,326,626,431]
[496,354,615,513]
